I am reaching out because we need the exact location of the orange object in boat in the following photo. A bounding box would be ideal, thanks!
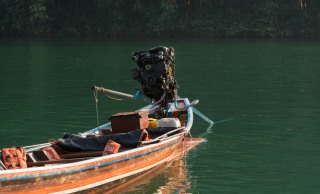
[43,147,61,160]
[1,147,27,169]
[103,140,121,155]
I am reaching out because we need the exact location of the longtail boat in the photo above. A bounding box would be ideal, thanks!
[0,46,211,193]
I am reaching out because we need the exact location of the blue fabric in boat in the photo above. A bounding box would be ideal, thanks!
[55,129,146,152]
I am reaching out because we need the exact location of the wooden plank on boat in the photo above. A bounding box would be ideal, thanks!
[59,151,103,159]
[27,157,92,167]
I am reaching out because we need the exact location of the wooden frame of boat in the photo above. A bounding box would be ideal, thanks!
[0,98,204,193]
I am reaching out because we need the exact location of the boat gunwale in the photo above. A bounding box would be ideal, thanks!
[0,98,193,178]
[0,133,182,178]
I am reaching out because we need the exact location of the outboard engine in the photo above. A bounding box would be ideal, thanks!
[131,46,178,114]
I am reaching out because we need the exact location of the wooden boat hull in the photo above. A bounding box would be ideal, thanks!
[0,137,204,193]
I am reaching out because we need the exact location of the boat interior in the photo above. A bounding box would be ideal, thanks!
[0,104,189,170]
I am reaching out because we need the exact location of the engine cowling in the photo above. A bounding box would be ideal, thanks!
[131,46,177,107]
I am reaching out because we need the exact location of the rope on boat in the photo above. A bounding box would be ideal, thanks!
[187,130,193,141]
[93,90,100,126]
[93,88,133,125]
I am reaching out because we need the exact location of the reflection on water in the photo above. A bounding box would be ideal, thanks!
[80,138,205,193]
[128,158,189,194]
[87,157,190,194]
[81,138,206,193]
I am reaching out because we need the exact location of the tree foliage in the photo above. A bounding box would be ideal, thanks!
[0,0,319,38]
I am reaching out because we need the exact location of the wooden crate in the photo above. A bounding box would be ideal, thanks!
[109,111,149,133]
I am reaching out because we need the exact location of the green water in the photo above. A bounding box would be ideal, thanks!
[0,39,320,193]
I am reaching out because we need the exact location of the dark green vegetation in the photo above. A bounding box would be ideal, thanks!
[0,0,319,38]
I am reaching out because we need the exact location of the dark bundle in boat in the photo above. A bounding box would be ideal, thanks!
[55,127,179,152]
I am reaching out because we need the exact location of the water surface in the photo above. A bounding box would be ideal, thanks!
[0,39,319,193]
